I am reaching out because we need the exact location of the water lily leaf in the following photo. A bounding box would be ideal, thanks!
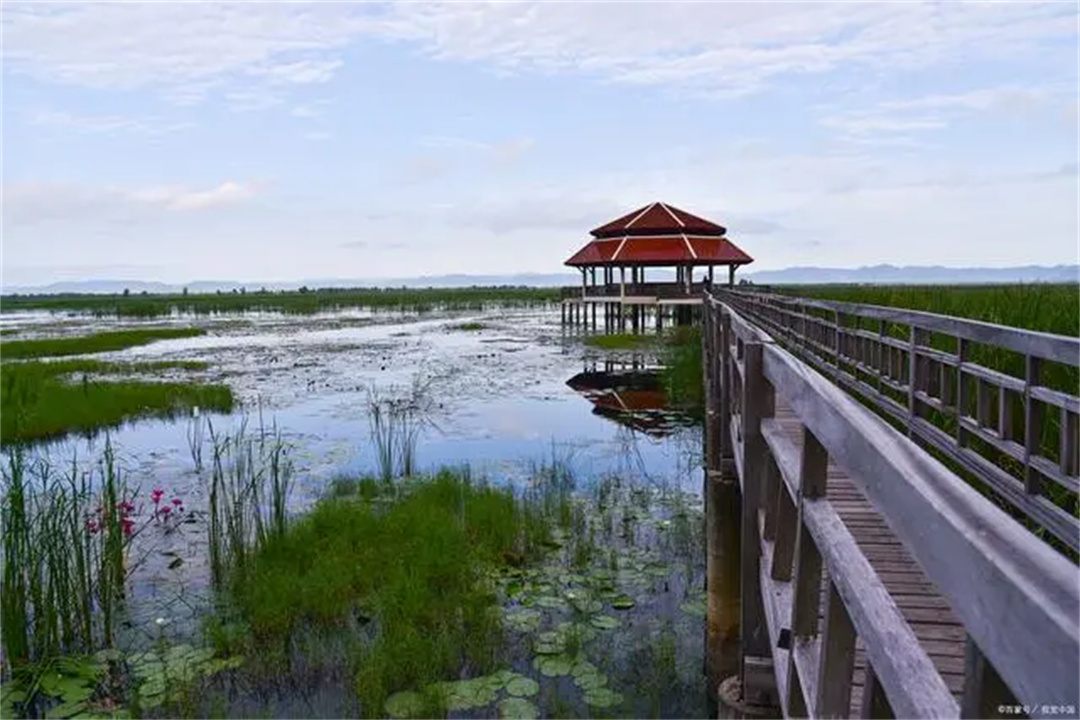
[569,597,604,614]
[570,660,598,678]
[532,655,573,677]
[498,697,539,719]
[679,599,708,618]
[436,679,497,710]
[535,595,568,610]
[583,687,624,709]
[533,640,564,655]
[489,669,520,688]
[574,672,608,691]
[610,595,636,610]
[93,649,124,664]
[590,615,620,630]
[385,690,425,718]
[504,677,540,698]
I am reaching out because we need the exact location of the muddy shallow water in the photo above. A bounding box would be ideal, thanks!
[3,304,712,718]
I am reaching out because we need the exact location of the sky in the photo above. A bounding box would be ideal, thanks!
[2,1,1078,287]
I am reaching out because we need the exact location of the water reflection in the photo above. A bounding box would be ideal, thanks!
[565,361,698,439]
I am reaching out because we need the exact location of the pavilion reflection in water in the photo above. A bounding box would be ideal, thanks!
[566,359,698,438]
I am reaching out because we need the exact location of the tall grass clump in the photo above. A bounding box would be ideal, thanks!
[0,327,205,359]
[1,360,232,444]
[1,441,134,667]
[662,326,703,410]
[1,286,561,319]
[206,416,294,591]
[231,469,552,718]
[365,377,439,481]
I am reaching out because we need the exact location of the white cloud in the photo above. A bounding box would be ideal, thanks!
[2,180,262,227]
[28,109,193,135]
[3,2,1074,102]
[819,84,1074,142]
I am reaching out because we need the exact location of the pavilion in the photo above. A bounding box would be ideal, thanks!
[561,201,753,329]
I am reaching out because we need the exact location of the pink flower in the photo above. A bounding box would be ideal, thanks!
[87,519,99,534]
[159,506,172,517]
[121,519,134,537]
[171,498,183,507]
[151,488,164,502]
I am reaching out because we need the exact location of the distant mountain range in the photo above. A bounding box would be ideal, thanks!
[2,265,1077,296]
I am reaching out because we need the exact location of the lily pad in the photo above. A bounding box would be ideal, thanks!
[679,599,708,618]
[535,595,568,610]
[570,659,598,678]
[590,615,621,630]
[385,690,425,718]
[610,595,636,610]
[505,677,540,698]
[532,655,574,677]
[498,697,539,719]
[574,672,608,691]
[437,679,498,710]
[584,687,625,709]
[490,669,521,687]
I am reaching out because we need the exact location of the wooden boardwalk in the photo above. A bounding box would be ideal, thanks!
[773,403,966,715]
[702,289,1080,719]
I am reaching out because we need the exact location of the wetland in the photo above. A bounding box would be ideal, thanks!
[0,300,713,719]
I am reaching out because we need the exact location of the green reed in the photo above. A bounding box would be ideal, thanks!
[365,377,439,482]
[1,440,133,667]
[206,416,294,591]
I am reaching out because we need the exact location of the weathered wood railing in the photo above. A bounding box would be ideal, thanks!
[716,288,1080,554]
[702,292,1080,719]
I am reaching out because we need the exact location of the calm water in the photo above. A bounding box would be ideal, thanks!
[2,305,711,718]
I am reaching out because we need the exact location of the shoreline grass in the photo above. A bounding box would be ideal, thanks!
[1,359,231,444]
[1,287,562,318]
[772,283,1079,337]
[228,468,553,718]
[1,328,206,359]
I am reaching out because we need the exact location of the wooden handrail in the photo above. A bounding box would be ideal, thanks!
[713,289,1080,553]
[705,292,1080,718]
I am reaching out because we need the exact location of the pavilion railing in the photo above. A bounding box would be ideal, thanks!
[561,282,708,299]
[715,288,1080,554]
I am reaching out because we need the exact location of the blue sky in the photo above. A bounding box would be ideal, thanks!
[2,1,1078,286]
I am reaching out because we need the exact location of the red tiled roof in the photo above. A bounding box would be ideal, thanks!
[590,202,726,238]
[565,235,753,267]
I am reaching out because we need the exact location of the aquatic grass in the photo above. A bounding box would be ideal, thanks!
[448,321,488,331]
[365,377,439,481]
[0,327,205,359]
[1,287,562,318]
[0,441,140,672]
[206,416,294,591]
[662,326,703,410]
[228,469,553,717]
[1,360,232,444]
[583,334,659,350]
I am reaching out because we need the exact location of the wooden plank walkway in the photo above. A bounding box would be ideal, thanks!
[773,403,967,715]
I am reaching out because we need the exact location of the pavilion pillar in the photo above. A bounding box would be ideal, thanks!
[709,265,714,284]
[581,268,587,299]
[728,265,735,288]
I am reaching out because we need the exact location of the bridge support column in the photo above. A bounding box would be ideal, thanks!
[704,301,742,694]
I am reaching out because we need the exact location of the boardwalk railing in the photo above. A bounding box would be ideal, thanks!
[716,288,1080,554]
[702,291,1080,719]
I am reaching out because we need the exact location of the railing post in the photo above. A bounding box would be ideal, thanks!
[720,310,733,465]
[961,635,1016,719]
[1024,354,1042,495]
[705,298,742,691]
[740,341,774,705]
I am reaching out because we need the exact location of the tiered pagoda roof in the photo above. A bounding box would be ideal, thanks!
[565,201,753,268]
